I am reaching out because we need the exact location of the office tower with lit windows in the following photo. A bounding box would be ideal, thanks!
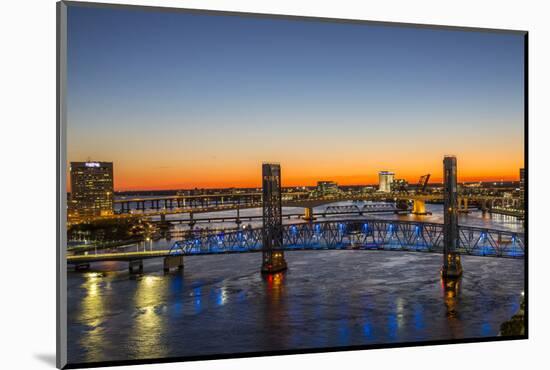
[69,161,114,219]
[378,171,395,193]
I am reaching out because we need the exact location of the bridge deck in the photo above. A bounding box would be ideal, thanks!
[67,219,525,264]
[67,245,524,264]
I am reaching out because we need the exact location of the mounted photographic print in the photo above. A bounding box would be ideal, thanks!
[56,1,528,368]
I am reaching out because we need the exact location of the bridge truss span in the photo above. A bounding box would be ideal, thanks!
[172,219,524,258]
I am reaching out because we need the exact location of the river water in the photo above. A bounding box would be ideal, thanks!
[66,202,525,364]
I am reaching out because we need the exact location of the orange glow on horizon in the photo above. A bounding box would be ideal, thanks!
[65,167,522,192]
[66,144,523,191]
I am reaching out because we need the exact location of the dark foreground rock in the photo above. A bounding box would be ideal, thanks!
[499,295,525,336]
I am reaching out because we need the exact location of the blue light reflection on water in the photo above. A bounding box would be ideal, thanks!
[67,202,525,363]
[193,286,202,314]
[413,304,425,331]
[363,322,373,339]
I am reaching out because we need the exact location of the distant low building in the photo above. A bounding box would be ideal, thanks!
[378,171,394,193]
[69,161,114,219]
[392,178,408,193]
[360,186,376,194]
[316,181,339,196]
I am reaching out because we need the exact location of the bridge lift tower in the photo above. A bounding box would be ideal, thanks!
[417,174,431,194]
[261,163,287,274]
[441,156,463,278]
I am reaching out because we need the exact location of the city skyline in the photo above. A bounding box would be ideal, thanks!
[67,5,524,191]
[61,4,526,366]
[67,159,523,192]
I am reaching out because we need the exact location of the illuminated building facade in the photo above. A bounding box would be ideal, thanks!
[519,167,525,207]
[261,163,287,273]
[392,178,408,193]
[378,171,395,193]
[316,181,339,196]
[69,161,114,219]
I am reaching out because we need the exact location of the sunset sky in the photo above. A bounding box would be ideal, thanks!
[67,5,525,191]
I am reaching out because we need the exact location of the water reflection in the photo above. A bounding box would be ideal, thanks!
[262,272,289,348]
[78,272,110,363]
[130,275,168,359]
[363,322,373,339]
[263,272,285,304]
[441,277,465,339]
[68,240,524,363]
[413,303,425,331]
[441,277,461,318]
[192,286,202,314]
[215,286,228,306]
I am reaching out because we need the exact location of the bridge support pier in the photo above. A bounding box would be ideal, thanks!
[411,199,428,215]
[442,252,463,278]
[129,260,143,274]
[159,213,170,230]
[303,207,316,221]
[164,255,184,272]
[457,197,470,213]
[480,199,490,213]
[262,250,287,274]
[235,207,242,227]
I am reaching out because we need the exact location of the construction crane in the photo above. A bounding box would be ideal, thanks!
[417,174,431,193]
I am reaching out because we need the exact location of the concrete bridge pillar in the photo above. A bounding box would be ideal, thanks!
[411,199,428,215]
[303,207,316,221]
[188,212,196,229]
[159,213,170,230]
[129,260,143,274]
[458,197,469,213]
[164,255,184,272]
[480,199,487,212]
[235,207,242,227]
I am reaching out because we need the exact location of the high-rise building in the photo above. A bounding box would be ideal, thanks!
[261,163,287,273]
[316,181,339,196]
[69,161,114,219]
[378,171,395,193]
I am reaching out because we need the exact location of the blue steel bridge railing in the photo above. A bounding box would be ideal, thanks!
[169,219,525,259]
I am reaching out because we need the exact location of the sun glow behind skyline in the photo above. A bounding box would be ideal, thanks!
[66,6,524,191]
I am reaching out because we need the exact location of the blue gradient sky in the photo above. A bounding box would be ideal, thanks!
[67,5,525,190]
